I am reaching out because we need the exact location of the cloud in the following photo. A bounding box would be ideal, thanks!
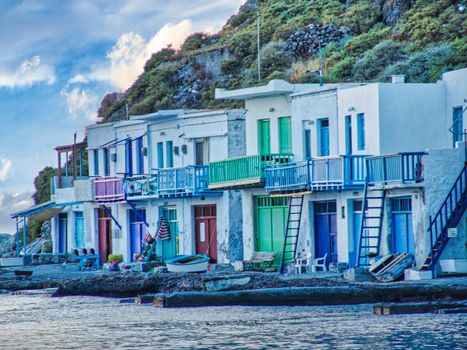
[60,87,99,122]
[107,20,193,90]
[68,65,110,84]
[0,191,34,233]
[0,157,12,181]
[0,56,56,88]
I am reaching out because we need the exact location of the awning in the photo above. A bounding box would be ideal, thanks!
[11,200,65,221]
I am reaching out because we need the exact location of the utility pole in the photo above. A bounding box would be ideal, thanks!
[256,1,261,82]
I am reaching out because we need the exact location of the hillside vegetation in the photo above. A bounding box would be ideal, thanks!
[98,0,466,121]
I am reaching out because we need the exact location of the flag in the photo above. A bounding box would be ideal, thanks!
[144,231,154,243]
[156,216,171,240]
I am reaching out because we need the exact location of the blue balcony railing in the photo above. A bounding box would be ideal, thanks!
[366,152,425,184]
[124,165,218,199]
[265,155,367,192]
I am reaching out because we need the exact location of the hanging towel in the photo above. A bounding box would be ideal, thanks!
[156,216,171,240]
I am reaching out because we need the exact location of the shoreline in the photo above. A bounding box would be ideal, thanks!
[1,264,467,306]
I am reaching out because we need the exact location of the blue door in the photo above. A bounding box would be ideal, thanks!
[125,139,133,176]
[74,212,85,249]
[58,213,68,253]
[129,209,146,261]
[391,198,414,255]
[349,200,362,267]
[313,201,337,267]
[319,119,330,156]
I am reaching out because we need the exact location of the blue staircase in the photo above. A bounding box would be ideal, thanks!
[279,195,304,274]
[356,179,386,267]
[421,164,467,271]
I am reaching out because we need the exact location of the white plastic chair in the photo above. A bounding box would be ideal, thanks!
[294,253,312,274]
[311,253,328,272]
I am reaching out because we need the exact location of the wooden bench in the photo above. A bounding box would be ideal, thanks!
[243,251,277,271]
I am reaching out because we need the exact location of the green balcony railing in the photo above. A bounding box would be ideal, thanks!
[209,153,293,189]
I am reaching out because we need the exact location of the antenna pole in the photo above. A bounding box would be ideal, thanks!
[256,1,261,82]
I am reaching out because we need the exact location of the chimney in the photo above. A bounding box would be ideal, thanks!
[391,75,405,84]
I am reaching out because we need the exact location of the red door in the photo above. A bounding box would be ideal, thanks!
[194,205,217,262]
[98,209,113,263]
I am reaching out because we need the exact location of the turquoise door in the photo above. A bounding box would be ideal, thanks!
[350,200,362,267]
[158,206,179,261]
[319,119,330,156]
[74,212,85,249]
[391,198,414,255]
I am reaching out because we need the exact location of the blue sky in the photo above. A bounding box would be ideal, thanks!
[0,0,245,232]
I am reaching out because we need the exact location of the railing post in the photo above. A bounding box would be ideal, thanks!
[400,154,405,183]
[383,157,387,182]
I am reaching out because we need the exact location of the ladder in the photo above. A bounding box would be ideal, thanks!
[421,164,467,271]
[279,195,304,274]
[356,180,386,267]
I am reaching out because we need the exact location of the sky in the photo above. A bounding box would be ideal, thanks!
[0,0,246,233]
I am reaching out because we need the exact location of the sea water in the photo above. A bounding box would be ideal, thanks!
[0,294,465,349]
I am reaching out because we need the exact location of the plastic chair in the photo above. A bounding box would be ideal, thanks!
[311,253,328,272]
[294,253,312,274]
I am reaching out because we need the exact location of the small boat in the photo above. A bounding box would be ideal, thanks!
[165,254,209,273]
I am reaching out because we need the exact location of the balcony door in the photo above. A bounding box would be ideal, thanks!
[125,139,133,176]
[318,119,330,156]
[258,119,270,154]
[195,139,209,165]
[278,117,292,153]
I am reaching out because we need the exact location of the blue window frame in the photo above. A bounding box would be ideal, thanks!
[125,139,133,176]
[318,119,329,157]
[157,142,164,169]
[93,149,99,176]
[103,148,110,176]
[453,106,463,146]
[357,113,365,151]
[345,115,352,155]
[136,137,144,174]
[166,141,173,168]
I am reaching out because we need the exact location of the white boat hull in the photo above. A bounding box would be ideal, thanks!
[166,260,209,273]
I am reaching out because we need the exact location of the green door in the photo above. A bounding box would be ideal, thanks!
[278,117,292,153]
[157,142,164,169]
[258,119,271,154]
[158,206,179,260]
[255,196,288,266]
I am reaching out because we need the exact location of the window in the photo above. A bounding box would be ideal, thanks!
[304,129,312,159]
[166,141,174,168]
[345,115,352,154]
[136,137,144,174]
[93,149,99,176]
[103,148,110,176]
[357,113,365,150]
[125,139,133,176]
[278,117,292,153]
[195,139,209,165]
[157,142,164,169]
[453,106,463,146]
[257,119,270,154]
[318,118,329,156]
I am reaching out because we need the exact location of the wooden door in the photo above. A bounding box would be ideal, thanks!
[194,205,217,262]
[129,209,146,261]
[313,201,337,267]
[159,206,179,261]
[74,212,85,249]
[58,213,68,253]
[258,119,271,154]
[98,209,112,263]
[391,197,414,255]
[278,117,292,153]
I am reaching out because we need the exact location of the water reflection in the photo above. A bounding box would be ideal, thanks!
[0,295,465,350]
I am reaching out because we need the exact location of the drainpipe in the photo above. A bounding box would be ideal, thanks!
[23,215,27,256]
[15,217,20,257]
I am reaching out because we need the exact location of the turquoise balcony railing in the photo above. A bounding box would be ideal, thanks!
[265,155,367,192]
[208,153,293,189]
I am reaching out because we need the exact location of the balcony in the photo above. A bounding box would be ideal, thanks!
[51,176,89,204]
[265,155,367,192]
[208,153,293,189]
[125,165,220,199]
[366,152,425,184]
[94,177,125,204]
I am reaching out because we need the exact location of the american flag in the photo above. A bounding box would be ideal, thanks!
[156,216,171,240]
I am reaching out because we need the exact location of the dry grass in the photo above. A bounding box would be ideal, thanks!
[286,59,320,83]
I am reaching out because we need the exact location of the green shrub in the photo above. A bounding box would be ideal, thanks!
[260,41,291,77]
[221,58,241,74]
[344,26,390,55]
[352,40,406,81]
[343,0,382,34]
[180,33,212,52]
[383,44,453,82]
[108,254,123,263]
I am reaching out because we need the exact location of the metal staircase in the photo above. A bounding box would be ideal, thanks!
[356,179,386,267]
[279,195,304,274]
[421,164,467,271]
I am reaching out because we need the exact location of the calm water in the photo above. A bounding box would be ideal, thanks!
[0,295,466,350]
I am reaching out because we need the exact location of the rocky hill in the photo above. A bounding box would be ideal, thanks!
[98,0,466,121]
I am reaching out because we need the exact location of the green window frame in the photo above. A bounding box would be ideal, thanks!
[278,117,292,153]
[157,142,164,169]
[357,113,365,151]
